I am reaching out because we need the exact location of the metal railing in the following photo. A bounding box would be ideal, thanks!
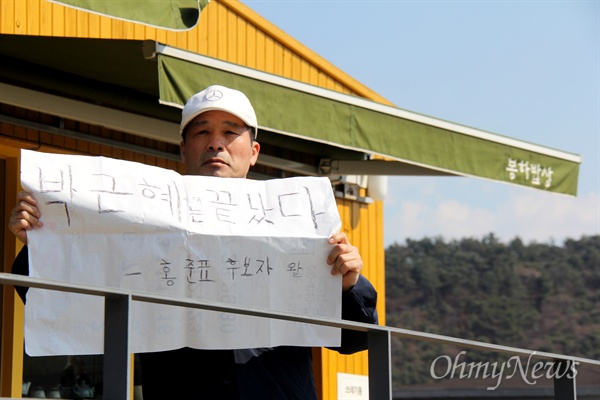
[1,272,599,400]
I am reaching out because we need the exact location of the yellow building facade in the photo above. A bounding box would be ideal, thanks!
[0,1,387,398]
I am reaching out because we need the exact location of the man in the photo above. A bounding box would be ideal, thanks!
[10,85,378,399]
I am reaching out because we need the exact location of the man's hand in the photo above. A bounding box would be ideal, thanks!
[8,191,43,244]
[327,232,362,292]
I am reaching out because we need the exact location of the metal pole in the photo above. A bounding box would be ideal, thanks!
[103,295,131,400]
[553,359,577,400]
[368,329,392,400]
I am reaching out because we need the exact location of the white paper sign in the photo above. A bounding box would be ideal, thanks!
[20,150,342,356]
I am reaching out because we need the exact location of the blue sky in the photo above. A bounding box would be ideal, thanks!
[242,1,599,246]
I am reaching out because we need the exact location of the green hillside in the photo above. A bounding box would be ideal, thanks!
[385,234,600,386]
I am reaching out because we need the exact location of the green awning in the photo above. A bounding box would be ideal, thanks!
[48,0,209,31]
[149,42,581,196]
[0,35,581,195]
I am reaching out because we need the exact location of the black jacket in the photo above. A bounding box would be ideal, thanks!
[13,246,378,399]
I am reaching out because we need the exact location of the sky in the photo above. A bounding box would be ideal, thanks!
[242,0,599,247]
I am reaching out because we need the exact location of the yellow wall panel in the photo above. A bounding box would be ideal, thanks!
[87,14,97,37]
[1,0,14,34]
[26,0,40,35]
[246,25,257,70]
[76,9,88,37]
[154,23,167,43]
[186,22,199,53]
[132,22,145,41]
[226,14,238,64]
[264,36,275,74]
[16,0,26,33]
[235,17,247,66]
[110,19,124,39]
[272,41,282,76]
[291,54,302,82]
[166,29,182,49]
[13,0,25,34]
[0,149,24,399]
[255,29,267,71]
[64,6,77,36]
[205,2,218,59]
[39,0,52,35]
[100,13,112,38]
[144,25,157,43]
[282,47,292,77]
[51,2,64,36]
[375,202,386,325]
[218,2,231,61]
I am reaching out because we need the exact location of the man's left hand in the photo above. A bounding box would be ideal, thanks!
[327,232,362,292]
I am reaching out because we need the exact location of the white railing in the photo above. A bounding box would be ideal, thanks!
[1,273,598,400]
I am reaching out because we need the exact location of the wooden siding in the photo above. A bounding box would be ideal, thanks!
[0,1,387,398]
[0,0,391,103]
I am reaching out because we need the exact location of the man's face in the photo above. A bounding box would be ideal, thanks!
[180,110,260,178]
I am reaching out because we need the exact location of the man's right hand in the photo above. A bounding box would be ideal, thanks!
[9,191,43,244]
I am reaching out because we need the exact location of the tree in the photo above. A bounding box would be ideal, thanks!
[386,235,600,387]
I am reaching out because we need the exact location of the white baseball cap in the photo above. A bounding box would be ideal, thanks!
[180,84,258,137]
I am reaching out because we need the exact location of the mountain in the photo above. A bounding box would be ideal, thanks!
[385,234,600,386]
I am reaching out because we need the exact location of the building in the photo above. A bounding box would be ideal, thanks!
[0,0,581,398]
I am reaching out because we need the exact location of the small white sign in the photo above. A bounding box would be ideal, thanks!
[337,372,369,400]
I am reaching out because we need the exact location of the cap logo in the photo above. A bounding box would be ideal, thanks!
[205,89,224,101]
